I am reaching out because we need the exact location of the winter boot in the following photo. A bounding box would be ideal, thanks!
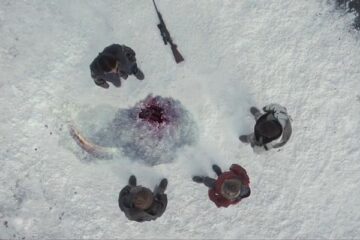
[212,164,222,176]
[250,107,262,120]
[158,178,168,193]
[128,175,137,187]
[192,176,204,183]
[240,135,252,143]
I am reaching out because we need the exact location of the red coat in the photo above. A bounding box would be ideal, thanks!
[208,164,250,208]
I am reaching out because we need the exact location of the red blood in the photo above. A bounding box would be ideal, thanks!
[138,104,167,125]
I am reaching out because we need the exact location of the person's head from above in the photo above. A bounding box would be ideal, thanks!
[257,120,282,139]
[131,187,154,210]
[221,179,242,200]
[98,54,118,73]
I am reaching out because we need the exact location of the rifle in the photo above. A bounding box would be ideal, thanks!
[152,0,184,63]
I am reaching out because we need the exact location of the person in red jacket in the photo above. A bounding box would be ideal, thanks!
[192,164,250,208]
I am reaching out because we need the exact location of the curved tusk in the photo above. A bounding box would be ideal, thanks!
[69,124,116,159]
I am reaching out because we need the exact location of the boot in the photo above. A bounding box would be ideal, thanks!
[192,176,204,183]
[212,164,222,176]
[239,135,250,143]
[250,107,261,119]
[128,175,137,187]
[158,178,168,193]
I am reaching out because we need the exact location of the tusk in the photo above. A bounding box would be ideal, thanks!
[69,125,115,159]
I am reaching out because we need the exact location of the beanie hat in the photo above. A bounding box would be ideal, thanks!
[221,179,242,200]
[256,120,282,139]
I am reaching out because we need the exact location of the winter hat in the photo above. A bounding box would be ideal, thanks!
[131,187,154,210]
[221,179,242,200]
[256,120,282,139]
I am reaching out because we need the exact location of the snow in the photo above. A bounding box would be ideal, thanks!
[1,0,360,238]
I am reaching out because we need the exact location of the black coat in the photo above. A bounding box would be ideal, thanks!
[90,44,137,86]
[118,186,167,222]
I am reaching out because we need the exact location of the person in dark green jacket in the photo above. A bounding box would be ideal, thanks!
[118,175,167,222]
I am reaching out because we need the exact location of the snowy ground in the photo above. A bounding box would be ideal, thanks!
[1,0,360,239]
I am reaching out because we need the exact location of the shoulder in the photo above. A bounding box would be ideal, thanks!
[104,43,122,50]
[118,186,132,211]
[122,45,136,55]
[119,185,131,199]
[102,44,123,55]
[229,164,250,185]
[230,164,248,177]
[89,55,100,70]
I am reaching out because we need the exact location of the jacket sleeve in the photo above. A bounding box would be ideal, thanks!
[230,164,250,185]
[113,45,136,74]
[103,44,123,57]
[90,58,104,81]
[240,186,251,199]
[272,118,292,148]
[118,186,131,211]
[122,45,136,63]
[147,193,168,219]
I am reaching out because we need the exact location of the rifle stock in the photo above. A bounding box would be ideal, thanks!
[171,44,184,63]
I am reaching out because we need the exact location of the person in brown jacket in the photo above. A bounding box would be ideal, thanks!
[118,175,167,222]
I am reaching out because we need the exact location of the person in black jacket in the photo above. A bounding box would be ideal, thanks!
[118,175,167,222]
[90,44,144,89]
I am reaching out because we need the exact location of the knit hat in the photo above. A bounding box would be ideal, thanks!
[131,187,154,210]
[221,179,242,200]
[256,120,282,139]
